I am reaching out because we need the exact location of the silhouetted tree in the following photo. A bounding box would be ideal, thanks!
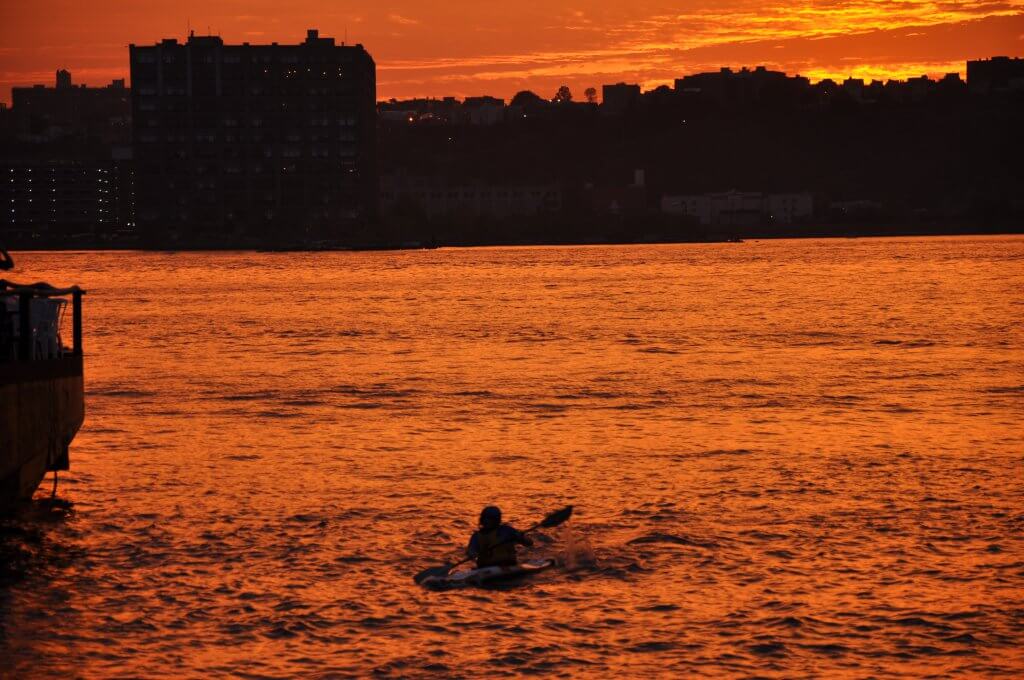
[553,85,573,104]
[584,87,597,104]
[511,90,547,108]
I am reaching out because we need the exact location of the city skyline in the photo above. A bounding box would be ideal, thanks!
[2,1,1023,106]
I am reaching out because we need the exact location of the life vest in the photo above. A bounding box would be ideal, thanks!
[476,527,517,566]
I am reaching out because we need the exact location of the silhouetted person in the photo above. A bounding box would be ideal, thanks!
[0,247,12,270]
[466,506,533,568]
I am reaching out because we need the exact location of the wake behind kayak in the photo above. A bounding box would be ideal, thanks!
[419,558,556,588]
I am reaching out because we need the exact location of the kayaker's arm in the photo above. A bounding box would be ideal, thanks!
[466,533,480,559]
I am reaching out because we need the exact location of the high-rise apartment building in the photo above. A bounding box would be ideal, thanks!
[129,30,376,244]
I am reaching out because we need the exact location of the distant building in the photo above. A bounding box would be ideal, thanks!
[0,103,10,140]
[829,199,884,220]
[380,173,561,220]
[461,96,505,126]
[905,75,934,101]
[842,78,866,102]
[764,193,814,224]
[662,191,812,226]
[583,169,648,217]
[674,66,803,107]
[601,83,640,115]
[129,29,376,243]
[1,160,133,239]
[10,71,130,143]
[379,109,418,124]
[937,73,967,94]
[967,56,1024,94]
[378,97,461,125]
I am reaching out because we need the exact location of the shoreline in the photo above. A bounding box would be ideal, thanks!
[4,225,1022,253]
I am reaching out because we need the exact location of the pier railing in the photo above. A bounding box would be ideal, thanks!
[0,280,85,362]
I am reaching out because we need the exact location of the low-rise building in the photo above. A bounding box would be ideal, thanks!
[380,174,561,220]
[378,97,462,125]
[662,190,812,226]
[11,71,130,143]
[1,160,133,239]
[461,96,505,126]
[674,66,804,107]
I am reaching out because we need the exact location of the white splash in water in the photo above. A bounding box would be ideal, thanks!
[559,523,597,570]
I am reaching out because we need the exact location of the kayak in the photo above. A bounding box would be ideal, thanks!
[420,559,555,588]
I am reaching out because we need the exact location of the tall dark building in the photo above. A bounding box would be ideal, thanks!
[129,29,376,244]
[601,83,640,115]
[967,56,1024,95]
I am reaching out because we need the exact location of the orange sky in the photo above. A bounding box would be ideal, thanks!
[1,1,1023,105]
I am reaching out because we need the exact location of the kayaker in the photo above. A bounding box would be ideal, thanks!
[466,506,534,568]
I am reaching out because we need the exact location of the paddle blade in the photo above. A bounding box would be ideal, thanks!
[540,505,573,529]
[413,563,453,585]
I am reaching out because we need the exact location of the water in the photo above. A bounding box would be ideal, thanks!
[2,238,1023,677]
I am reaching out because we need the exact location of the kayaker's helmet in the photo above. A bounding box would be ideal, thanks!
[479,506,502,529]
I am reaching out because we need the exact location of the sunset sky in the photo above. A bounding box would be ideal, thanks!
[1,1,1022,105]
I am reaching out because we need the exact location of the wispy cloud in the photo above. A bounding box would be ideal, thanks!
[376,2,1024,97]
[388,14,420,27]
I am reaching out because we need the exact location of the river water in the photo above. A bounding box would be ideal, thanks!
[2,238,1023,678]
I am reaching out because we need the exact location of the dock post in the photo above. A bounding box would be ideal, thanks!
[72,290,83,356]
[18,291,31,360]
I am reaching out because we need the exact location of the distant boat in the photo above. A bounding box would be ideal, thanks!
[0,247,13,270]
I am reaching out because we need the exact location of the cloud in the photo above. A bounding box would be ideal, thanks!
[374,4,1024,97]
[2,0,1023,104]
[375,10,1024,100]
[388,14,420,26]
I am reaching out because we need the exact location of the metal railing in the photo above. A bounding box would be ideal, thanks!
[0,280,85,362]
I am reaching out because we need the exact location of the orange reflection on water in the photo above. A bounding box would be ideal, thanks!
[2,238,1023,677]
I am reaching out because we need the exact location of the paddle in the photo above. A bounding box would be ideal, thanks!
[413,505,573,585]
